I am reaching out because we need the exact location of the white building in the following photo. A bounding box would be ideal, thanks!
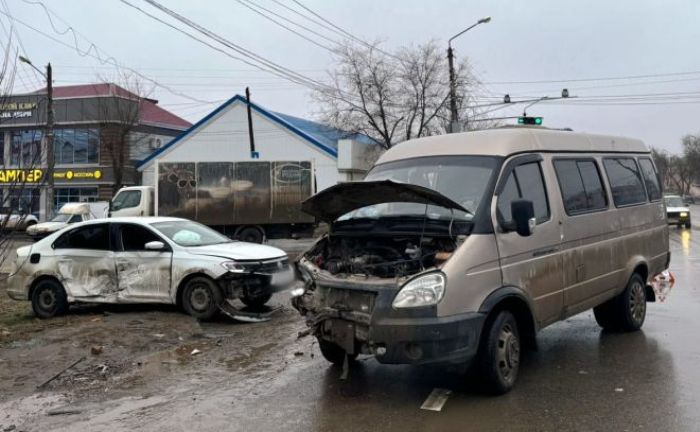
[137,95,377,191]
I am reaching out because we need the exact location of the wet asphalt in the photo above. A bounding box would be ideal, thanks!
[5,226,700,431]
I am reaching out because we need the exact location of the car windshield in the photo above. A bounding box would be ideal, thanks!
[665,196,684,207]
[338,155,500,222]
[151,220,232,246]
[51,214,72,223]
[112,190,141,210]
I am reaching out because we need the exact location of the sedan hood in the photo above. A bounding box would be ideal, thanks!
[301,180,469,222]
[667,206,690,212]
[27,221,67,234]
[186,242,286,261]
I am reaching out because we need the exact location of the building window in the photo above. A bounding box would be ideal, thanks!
[54,187,99,212]
[54,129,99,165]
[10,130,43,167]
[6,188,41,216]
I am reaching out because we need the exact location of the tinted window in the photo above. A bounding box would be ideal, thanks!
[119,224,164,251]
[638,158,662,201]
[497,161,550,225]
[603,158,648,206]
[54,224,110,250]
[554,159,607,214]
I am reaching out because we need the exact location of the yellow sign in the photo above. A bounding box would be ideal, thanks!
[0,169,43,183]
[0,102,37,111]
[0,169,104,183]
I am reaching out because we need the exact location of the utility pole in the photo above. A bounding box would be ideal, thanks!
[245,87,257,159]
[45,63,54,219]
[447,46,459,134]
[446,17,491,134]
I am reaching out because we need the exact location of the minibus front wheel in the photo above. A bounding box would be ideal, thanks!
[477,310,521,395]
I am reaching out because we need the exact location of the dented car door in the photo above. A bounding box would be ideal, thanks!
[53,223,119,299]
[112,223,172,299]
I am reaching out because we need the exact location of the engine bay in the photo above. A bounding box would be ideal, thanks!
[303,234,456,279]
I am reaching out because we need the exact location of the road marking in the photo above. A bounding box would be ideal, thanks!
[420,388,452,412]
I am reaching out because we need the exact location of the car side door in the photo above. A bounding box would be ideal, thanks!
[53,223,118,299]
[112,223,173,300]
[493,154,564,328]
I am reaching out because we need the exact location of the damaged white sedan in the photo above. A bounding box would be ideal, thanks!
[7,217,293,320]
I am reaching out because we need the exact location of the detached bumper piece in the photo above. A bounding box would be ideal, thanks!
[218,299,282,323]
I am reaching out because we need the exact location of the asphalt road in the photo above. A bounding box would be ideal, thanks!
[1,225,699,431]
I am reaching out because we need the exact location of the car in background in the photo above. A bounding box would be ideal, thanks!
[664,195,691,228]
[7,217,293,320]
[26,202,108,240]
[0,209,38,232]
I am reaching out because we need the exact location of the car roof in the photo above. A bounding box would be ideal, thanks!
[377,127,649,165]
[76,217,187,225]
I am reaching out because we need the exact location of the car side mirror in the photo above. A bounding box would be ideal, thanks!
[144,241,166,251]
[511,199,536,237]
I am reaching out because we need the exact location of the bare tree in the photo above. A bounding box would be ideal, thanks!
[650,147,672,191]
[681,133,700,186]
[94,72,153,195]
[314,40,483,149]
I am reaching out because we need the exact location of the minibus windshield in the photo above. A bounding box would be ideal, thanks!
[338,155,500,222]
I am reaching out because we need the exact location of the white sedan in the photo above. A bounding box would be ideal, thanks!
[7,217,293,319]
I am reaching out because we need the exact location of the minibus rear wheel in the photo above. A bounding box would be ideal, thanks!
[594,273,646,331]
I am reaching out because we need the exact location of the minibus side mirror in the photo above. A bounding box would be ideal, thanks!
[511,199,536,237]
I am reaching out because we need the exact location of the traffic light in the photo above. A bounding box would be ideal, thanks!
[518,116,543,125]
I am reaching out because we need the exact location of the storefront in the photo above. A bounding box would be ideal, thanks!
[0,83,190,219]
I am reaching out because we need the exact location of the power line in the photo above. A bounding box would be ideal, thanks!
[484,69,700,85]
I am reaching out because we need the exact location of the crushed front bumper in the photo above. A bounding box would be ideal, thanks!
[294,280,486,366]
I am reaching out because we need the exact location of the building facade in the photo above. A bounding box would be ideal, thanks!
[0,84,190,220]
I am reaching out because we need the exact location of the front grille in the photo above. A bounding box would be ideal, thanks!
[667,212,680,218]
[241,258,289,274]
[324,288,376,314]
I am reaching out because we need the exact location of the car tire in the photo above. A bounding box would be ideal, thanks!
[240,292,272,310]
[24,221,36,231]
[236,226,264,244]
[594,273,646,332]
[31,279,68,319]
[477,310,521,395]
[685,220,691,229]
[318,338,357,366]
[181,276,223,321]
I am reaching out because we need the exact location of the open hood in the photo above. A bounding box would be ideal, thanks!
[301,180,469,222]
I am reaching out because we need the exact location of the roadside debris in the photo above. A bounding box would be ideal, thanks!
[615,388,624,392]
[91,345,104,355]
[190,349,201,356]
[293,351,304,356]
[3,424,16,431]
[47,406,83,416]
[297,329,311,339]
[37,357,86,389]
[420,388,452,412]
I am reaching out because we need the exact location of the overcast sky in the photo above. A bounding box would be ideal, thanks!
[3,0,699,152]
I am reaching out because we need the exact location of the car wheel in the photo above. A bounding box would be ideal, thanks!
[240,292,272,310]
[318,338,357,366]
[594,273,647,332]
[237,226,264,244]
[477,310,520,395]
[685,220,692,229]
[31,279,68,319]
[181,276,223,320]
[24,221,36,231]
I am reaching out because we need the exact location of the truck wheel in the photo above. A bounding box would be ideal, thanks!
[241,292,272,310]
[31,279,68,319]
[594,273,646,332]
[318,338,357,366]
[182,276,223,321]
[477,310,520,395]
[237,226,264,244]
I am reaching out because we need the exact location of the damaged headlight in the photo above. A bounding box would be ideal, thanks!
[220,261,248,273]
[392,272,446,308]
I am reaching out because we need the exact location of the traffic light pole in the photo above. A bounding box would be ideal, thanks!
[45,63,54,220]
[447,45,460,134]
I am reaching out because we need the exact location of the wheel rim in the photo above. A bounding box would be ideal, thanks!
[629,280,646,324]
[496,323,520,384]
[189,285,212,312]
[38,288,56,311]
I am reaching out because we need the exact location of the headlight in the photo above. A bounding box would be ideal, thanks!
[220,261,247,273]
[680,212,688,217]
[392,273,446,308]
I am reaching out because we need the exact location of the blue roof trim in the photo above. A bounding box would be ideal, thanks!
[137,94,343,170]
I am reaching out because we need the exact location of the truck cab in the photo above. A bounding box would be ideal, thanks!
[110,186,154,217]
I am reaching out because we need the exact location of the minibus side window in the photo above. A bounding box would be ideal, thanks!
[603,157,648,207]
[497,162,550,226]
[638,158,662,201]
[553,159,607,215]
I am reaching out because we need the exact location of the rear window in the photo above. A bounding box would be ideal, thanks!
[553,159,607,215]
[638,158,662,201]
[603,158,648,207]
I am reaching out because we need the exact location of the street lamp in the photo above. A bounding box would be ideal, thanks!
[19,56,54,220]
[447,16,491,133]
